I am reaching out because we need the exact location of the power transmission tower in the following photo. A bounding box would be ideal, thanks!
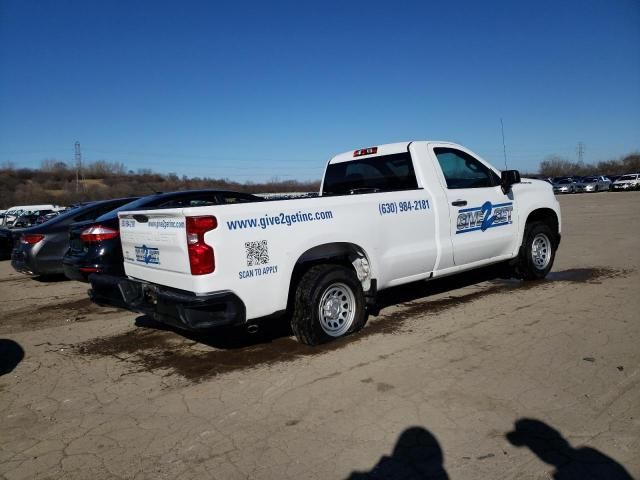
[577,142,585,164]
[75,141,82,193]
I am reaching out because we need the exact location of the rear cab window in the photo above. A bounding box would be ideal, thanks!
[322,152,418,195]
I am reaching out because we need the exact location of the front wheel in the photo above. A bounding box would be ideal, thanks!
[515,222,557,280]
[290,264,368,345]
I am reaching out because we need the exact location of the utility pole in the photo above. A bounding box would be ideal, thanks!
[75,141,82,193]
[577,142,585,164]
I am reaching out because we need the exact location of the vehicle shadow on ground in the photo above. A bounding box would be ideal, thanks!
[346,426,449,479]
[133,263,512,351]
[506,418,633,479]
[374,263,513,312]
[129,263,618,356]
[134,314,295,350]
[0,339,25,376]
[32,274,70,283]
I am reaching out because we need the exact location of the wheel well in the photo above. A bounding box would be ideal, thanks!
[287,243,371,309]
[526,208,559,241]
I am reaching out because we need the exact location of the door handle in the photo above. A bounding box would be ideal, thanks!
[451,200,467,207]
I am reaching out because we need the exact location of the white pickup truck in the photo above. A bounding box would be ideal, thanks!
[99,141,561,345]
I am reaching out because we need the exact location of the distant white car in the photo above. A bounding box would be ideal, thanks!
[1,204,65,227]
[611,174,640,191]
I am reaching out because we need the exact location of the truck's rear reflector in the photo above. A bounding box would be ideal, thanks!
[186,216,217,275]
[353,147,378,157]
[80,225,119,244]
[21,234,45,245]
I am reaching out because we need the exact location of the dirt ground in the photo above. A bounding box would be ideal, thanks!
[1,192,639,480]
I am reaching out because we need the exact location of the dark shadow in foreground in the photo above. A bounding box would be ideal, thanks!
[346,427,449,480]
[506,418,633,480]
[0,339,24,376]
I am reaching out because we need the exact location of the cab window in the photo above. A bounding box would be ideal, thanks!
[434,148,499,189]
[322,152,418,195]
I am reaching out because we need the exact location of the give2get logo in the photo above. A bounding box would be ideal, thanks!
[134,244,160,264]
[456,201,513,234]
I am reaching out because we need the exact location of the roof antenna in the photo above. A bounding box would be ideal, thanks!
[500,118,509,170]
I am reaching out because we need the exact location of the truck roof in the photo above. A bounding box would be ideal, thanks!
[328,140,459,164]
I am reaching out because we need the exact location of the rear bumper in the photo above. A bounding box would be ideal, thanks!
[12,248,63,276]
[62,260,92,282]
[89,274,246,330]
[11,251,35,275]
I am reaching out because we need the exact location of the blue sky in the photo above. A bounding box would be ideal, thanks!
[1,0,638,180]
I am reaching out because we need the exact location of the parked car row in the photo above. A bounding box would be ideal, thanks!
[0,204,67,229]
[3,190,263,280]
[549,174,640,194]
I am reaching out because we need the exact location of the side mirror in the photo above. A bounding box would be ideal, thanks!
[501,170,521,193]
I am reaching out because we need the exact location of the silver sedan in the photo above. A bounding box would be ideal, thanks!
[576,176,611,193]
[552,179,577,194]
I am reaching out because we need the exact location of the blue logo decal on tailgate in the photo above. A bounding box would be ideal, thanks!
[134,245,160,264]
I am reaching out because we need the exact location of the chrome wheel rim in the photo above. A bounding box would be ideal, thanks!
[531,233,552,270]
[318,282,356,337]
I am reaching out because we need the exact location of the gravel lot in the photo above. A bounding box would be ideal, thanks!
[1,192,639,479]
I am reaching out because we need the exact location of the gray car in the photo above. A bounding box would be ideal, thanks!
[552,178,577,194]
[11,198,136,276]
[576,175,611,193]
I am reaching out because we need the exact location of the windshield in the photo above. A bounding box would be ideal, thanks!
[36,204,85,224]
[6,209,26,216]
[582,177,597,182]
[618,175,637,181]
[557,179,572,184]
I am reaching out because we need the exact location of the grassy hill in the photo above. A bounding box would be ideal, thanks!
[0,161,320,209]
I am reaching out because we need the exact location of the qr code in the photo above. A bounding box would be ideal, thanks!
[245,240,269,266]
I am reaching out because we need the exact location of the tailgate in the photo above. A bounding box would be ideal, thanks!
[119,210,190,274]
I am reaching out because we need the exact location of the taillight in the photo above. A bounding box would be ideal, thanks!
[186,216,217,275]
[80,225,119,244]
[21,234,45,245]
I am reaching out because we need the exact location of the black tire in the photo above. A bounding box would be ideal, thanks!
[290,264,368,346]
[515,221,557,280]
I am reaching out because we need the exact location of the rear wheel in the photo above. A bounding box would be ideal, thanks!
[515,221,557,280]
[291,264,368,345]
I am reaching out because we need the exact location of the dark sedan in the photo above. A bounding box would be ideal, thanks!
[11,198,137,276]
[63,189,263,283]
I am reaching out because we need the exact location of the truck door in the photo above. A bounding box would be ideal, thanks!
[431,146,518,266]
